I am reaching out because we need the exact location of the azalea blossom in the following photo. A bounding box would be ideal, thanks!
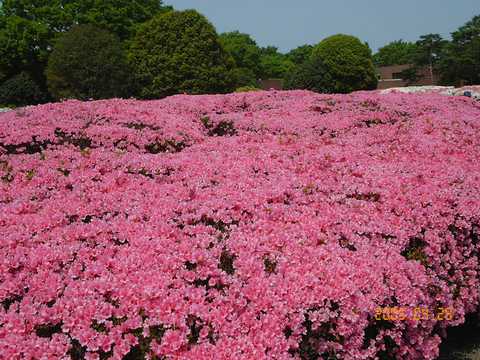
[0,90,479,359]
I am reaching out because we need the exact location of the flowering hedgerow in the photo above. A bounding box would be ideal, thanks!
[0,90,479,359]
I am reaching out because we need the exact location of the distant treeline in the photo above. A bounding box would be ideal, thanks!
[0,1,478,106]
[373,16,480,86]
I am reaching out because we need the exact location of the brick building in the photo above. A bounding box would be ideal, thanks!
[258,79,283,90]
[377,64,440,90]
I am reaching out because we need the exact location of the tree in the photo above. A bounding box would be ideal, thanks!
[128,10,235,99]
[286,45,314,65]
[310,34,377,93]
[0,71,47,106]
[373,40,417,66]
[401,34,448,85]
[414,34,447,66]
[0,0,170,40]
[0,0,170,102]
[258,46,295,79]
[284,56,331,93]
[0,15,50,83]
[46,25,130,100]
[220,31,262,80]
[229,67,258,88]
[439,15,480,85]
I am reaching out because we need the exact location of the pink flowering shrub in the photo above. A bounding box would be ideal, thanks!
[0,90,479,359]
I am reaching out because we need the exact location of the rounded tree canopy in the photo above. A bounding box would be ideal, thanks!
[373,40,417,67]
[0,71,47,106]
[129,10,235,99]
[46,24,130,101]
[312,34,378,93]
[0,0,170,40]
[219,31,262,78]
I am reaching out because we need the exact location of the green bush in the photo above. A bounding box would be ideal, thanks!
[235,86,261,93]
[258,46,295,79]
[439,15,480,85]
[230,67,258,88]
[129,10,235,99]
[0,1,171,103]
[286,45,314,65]
[0,71,47,107]
[284,56,331,93]
[373,40,417,67]
[46,25,130,101]
[311,34,377,93]
[220,31,263,79]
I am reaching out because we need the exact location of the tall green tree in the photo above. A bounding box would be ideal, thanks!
[440,15,480,85]
[0,14,49,83]
[0,71,47,106]
[286,45,314,65]
[413,34,447,68]
[0,0,170,40]
[373,40,417,66]
[129,10,235,99]
[219,31,262,82]
[0,0,170,102]
[284,55,330,92]
[46,24,130,100]
[310,34,377,93]
[402,34,448,84]
[259,46,295,79]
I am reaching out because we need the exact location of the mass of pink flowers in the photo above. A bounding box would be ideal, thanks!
[0,90,479,360]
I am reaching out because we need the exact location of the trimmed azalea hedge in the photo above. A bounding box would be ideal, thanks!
[0,91,479,359]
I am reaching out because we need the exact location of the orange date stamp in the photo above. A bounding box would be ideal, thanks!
[375,307,455,322]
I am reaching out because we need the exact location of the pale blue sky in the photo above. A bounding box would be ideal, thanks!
[165,0,479,52]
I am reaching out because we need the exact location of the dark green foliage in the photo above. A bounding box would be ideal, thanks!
[440,15,480,85]
[404,34,448,84]
[230,67,258,88]
[185,261,197,271]
[67,338,87,360]
[1,293,23,311]
[208,121,237,137]
[284,55,331,92]
[401,236,428,267]
[0,14,50,85]
[144,139,187,154]
[398,67,420,85]
[362,321,399,360]
[235,85,261,93]
[220,31,262,82]
[311,34,377,93]
[54,128,92,150]
[186,315,203,345]
[286,44,314,65]
[290,305,342,360]
[263,256,277,274]
[123,325,166,360]
[46,24,130,100]
[35,322,63,338]
[0,71,47,106]
[91,320,108,334]
[413,34,447,68]
[1,137,52,155]
[219,249,236,275]
[220,31,261,73]
[129,10,235,99]
[259,46,295,79]
[0,0,170,103]
[0,0,170,41]
[201,117,237,137]
[373,40,417,66]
